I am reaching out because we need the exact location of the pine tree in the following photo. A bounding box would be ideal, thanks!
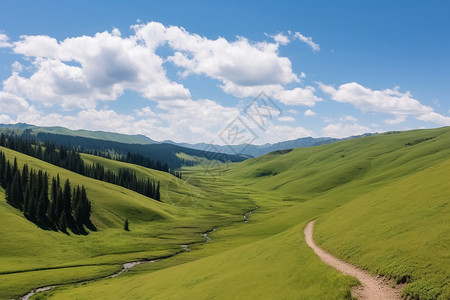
[5,160,12,187]
[156,181,160,201]
[63,179,75,230]
[0,151,6,188]
[124,218,130,231]
[48,177,58,227]
[23,181,32,219]
[37,192,49,226]
[21,164,29,187]
[73,186,82,228]
[58,211,68,233]
[55,185,64,221]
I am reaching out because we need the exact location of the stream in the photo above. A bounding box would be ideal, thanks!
[19,230,211,300]
[243,206,259,223]
[20,207,255,299]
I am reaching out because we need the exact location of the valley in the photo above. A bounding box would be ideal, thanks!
[0,127,449,299]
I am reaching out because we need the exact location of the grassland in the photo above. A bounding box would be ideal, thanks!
[1,127,449,299]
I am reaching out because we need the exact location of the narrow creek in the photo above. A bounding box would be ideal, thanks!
[243,206,259,223]
[20,206,257,300]
[19,229,212,300]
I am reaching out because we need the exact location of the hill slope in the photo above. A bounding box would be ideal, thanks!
[0,147,247,299]
[25,126,450,300]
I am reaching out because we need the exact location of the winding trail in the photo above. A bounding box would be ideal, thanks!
[304,221,403,300]
[19,229,213,300]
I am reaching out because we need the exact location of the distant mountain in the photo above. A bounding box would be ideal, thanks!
[164,137,342,157]
[0,123,156,144]
[0,123,248,170]
[1,123,372,158]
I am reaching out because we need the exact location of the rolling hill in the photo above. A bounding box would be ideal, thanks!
[0,127,449,299]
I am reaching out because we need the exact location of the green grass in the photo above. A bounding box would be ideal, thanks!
[1,127,450,299]
[314,158,450,299]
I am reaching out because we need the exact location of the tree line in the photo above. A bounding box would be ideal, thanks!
[0,133,162,201]
[85,163,160,201]
[0,150,95,234]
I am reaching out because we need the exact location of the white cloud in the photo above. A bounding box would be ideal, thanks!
[154,99,240,143]
[304,109,316,116]
[340,115,357,122]
[294,32,320,52]
[11,61,24,73]
[0,33,12,48]
[318,81,450,126]
[384,116,406,125]
[0,91,30,114]
[275,86,322,106]
[322,123,372,138]
[221,82,322,107]
[4,22,315,111]
[135,106,156,117]
[15,108,137,134]
[270,33,290,45]
[417,112,450,125]
[0,114,14,124]
[5,27,191,109]
[278,116,295,122]
[140,23,300,86]
[318,82,433,116]
[288,109,298,114]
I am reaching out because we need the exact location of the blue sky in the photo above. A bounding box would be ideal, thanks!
[0,0,449,144]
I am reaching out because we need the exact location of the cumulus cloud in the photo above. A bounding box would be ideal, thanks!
[0,33,12,48]
[384,116,406,125]
[340,115,357,122]
[278,116,295,122]
[5,28,190,109]
[3,22,319,112]
[0,91,30,113]
[138,24,300,86]
[221,82,322,106]
[294,32,320,52]
[323,123,372,138]
[269,33,290,45]
[318,81,450,126]
[135,106,156,117]
[0,114,14,124]
[304,109,316,116]
[275,86,322,106]
[154,99,240,143]
[417,112,450,125]
[318,82,433,115]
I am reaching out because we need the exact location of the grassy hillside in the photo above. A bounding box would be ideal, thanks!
[0,147,245,299]
[1,127,449,299]
[315,158,450,299]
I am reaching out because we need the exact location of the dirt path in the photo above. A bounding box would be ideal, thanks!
[304,221,403,300]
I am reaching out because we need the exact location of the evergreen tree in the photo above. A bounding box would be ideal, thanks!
[48,177,58,227]
[5,160,12,187]
[58,211,68,233]
[0,151,6,187]
[23,181,32,219]
[124,218,129,231]
[37,192,49,226]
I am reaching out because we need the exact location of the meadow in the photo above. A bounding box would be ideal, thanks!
[1,127,449,299]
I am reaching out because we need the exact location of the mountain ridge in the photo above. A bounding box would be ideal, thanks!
[0,123,372,157]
